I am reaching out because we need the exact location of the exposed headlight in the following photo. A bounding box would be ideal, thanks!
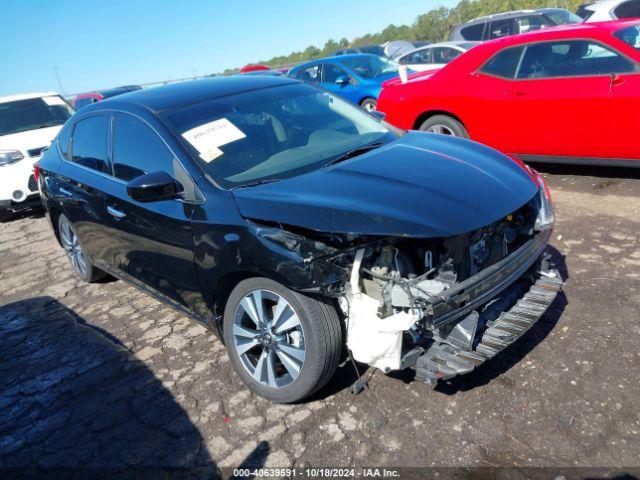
[533,171,555,231]
[0,150,24,167]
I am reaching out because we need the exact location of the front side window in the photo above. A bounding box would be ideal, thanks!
[112,114,177,182]
[432,47,462,64]
[517,15,553,34]
[516,40,638,79]
[71,115,109,174]
[480,46,524,78]
[0,96,74,136]
[338,56,398,79]
[322,63,349,83]
[295,65,321,83]
[543,10,583,25]
[614,24,640,50]
[399,49,431,65]
[163,83,397,189]
[489,18,517,39]
[614,0,640,19]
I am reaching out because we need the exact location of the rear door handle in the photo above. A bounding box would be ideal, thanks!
[107,205,126,220]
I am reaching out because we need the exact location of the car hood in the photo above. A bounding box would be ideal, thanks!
[232,132,539,238]
[0,125,62,155]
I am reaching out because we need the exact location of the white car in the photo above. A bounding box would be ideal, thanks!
[0,92,74,221]
[396,42,481,72]
[577,0,640,21]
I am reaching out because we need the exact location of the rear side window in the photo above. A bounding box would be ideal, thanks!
[480,46,524,78]
[489,18,517,39]
[614,0,640,18]
[516,40,638,79]
[71,115,109,174]
[460,23,484,40]
[295,65,321,83]
[112,113,177,182]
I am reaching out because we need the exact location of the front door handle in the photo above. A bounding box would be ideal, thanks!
[59,187,73,197]
[107,205,126,220]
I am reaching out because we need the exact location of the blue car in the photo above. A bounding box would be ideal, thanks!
[289,54,401,112]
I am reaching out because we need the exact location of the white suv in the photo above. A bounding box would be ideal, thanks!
[577,0,640,21]
[0,92,74,221]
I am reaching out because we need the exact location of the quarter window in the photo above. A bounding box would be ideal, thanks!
[112,114,177,182]
[516,40,638,79]
[71,115,110,174]
[480,46,524,78]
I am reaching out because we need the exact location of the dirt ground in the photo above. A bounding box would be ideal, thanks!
[0,164,639,475]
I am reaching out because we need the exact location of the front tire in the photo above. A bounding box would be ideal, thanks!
[58,214,106,283]
[360,97,377,112]
[223,277,342,403]
[419,114,469,138]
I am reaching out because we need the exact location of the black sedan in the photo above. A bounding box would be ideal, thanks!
[38,75,561,402]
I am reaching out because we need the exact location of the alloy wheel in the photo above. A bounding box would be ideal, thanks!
[232,289,306,389]
[60,221,87,276]
[426,124,456,135]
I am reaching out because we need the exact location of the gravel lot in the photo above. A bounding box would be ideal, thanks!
[1,165,639,474]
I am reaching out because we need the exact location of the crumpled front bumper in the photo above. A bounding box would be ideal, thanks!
[414,265,562,386]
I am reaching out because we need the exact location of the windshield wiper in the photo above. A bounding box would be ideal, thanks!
[233,178,282,189]
[324,142,384,167]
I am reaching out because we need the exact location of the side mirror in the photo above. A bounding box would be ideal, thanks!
[335,74,349,85]
[370,110,386,121]
[126,171,182,203]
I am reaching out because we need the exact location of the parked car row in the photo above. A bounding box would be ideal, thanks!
[377,20,640,166]
[0,92,74,221]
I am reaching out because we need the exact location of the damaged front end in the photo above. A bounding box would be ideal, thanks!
[329,180,561,385]
[247,174,561,387]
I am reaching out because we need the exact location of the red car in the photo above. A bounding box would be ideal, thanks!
[378,20,640,166]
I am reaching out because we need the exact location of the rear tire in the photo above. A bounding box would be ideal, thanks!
[0,208,11,223]
[419,114,469,138]
[58,214,106,283]
[360,97,377,112]
[223,277,342,403]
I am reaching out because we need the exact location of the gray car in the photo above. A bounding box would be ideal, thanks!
[449,8,582,41]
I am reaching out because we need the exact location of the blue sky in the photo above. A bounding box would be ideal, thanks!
[0,0,457,97]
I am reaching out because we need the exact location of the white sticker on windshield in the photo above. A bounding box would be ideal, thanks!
[182,118,246,157]
[200,146,224,163]
[42,96,66,106]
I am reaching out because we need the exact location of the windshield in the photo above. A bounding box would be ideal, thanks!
[0,96,74,136]
[614,24,640,51]
[544,10,583,25]
[339,56,399,79]
[164,83,396,189]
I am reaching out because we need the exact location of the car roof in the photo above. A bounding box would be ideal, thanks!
[88,75,298,113]
[0,92,60,104]
[480,18,639,46]
[294,53,381,68]
[465,9,541,24]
